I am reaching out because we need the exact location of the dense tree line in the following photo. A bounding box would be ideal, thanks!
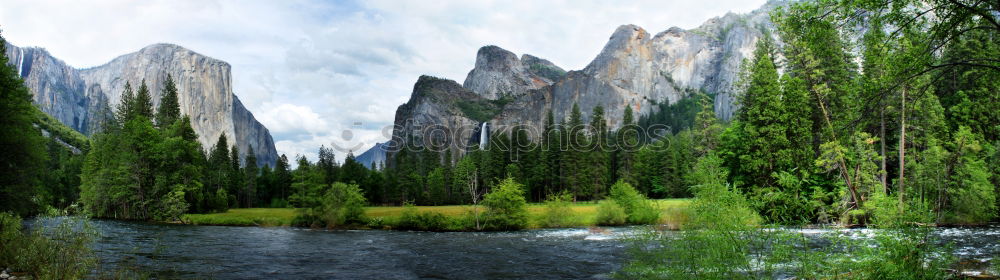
[379,0,999,226]
[3,0,998,227]
[78,76,296,220]
[381,100,707,206]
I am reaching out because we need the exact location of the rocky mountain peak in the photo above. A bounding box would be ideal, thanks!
[389,1,786,162]
[584,24,653,77]
[473,45,520,71]
[6,41,278,166]
[463,45,563,100]
[610,24,649,41]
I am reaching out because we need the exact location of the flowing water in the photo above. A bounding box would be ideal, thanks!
[28,219,1000,279]
[86,220,630,279]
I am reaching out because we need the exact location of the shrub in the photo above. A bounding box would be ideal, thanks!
[394,204,450,231]
[153,188,189,222]
[821,228,954,280]
[620,155,958,279]
[539,192,577,228]
[619,155,777,279]
[211,188,230,212]
[0,213,98,279]
[596,200,627,226]
[609,180,660,224]
[366,217,385,229]
[481,177,529,231]
[993,258,999,277]
[293,182,367,228]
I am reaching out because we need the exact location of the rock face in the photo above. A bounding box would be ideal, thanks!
[387,76,494,164]
[463,46,566,100]
[4,43,277,166]
[4,44,111,135]
[355,142,388,169]
[389,2,781,159]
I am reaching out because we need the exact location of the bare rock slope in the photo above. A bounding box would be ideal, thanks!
[5,43,277,166]
[389,1,780,159]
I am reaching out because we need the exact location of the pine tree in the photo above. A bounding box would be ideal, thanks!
[729,37,789,190]
[317,145,339,184]
[0,34,47,215]
[341,151,367,185]
[156,74,181,128]
[692,93,721,156]
[427,167,447,205]
[229,145,244,207]
[133,80,154,119]
[115,82,135,125]
[244,145,258,208]
[616,105,639,185]
[275,154,292,202]
[206,134,231,211]
[588,105,610,199]
[780,76,815,171]
[564,103,586,199]
[541,109,561,198]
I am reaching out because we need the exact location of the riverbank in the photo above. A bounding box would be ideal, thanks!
[181,199,691,229]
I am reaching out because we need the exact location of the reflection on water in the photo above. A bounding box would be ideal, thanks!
[28,219,1000,279]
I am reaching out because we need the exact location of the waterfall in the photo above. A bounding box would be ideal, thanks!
[479,122,489,150]
[17,47,24,78]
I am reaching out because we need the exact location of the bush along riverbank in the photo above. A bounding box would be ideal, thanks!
[617,154,1000,279]
[0,213,149,279]
[182,178,689,231]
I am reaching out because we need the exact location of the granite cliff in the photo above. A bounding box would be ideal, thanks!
[387,2,781,161]
[4,43,277,166]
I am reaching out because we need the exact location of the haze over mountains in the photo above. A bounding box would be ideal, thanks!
[4,43,278,166]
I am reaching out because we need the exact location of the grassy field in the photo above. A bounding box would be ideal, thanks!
[182,199,691,229]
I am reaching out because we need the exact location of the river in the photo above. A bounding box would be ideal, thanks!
[30,219,1000,279]
[87,220,629,279]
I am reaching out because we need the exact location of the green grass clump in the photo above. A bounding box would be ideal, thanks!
[538,192,578,228]
[392,204,451,231]
[609,180,660,225]
[595,200,627,226]
[184,208,296,226]
[180,199,692,230]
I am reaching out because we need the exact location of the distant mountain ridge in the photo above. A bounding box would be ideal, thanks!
[385,1,782,163]
[355,142,388,169]
[4,42,278,166]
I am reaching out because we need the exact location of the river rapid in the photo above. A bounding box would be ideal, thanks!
[26,219,1000,279]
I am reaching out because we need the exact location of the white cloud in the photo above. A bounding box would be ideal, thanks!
[1,0,766,164]
[256,103,328,139]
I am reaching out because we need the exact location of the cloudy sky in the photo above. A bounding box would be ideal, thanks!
[1,0,765,162]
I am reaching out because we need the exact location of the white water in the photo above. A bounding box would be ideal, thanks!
[479,122,489,150]
[17,47,24,77]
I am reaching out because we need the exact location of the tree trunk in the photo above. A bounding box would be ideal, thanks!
[880,105,888,194]
[898,86,907,211]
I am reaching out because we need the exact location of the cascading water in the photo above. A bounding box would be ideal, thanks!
[479,122,489,150]
[17,47,24,78]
